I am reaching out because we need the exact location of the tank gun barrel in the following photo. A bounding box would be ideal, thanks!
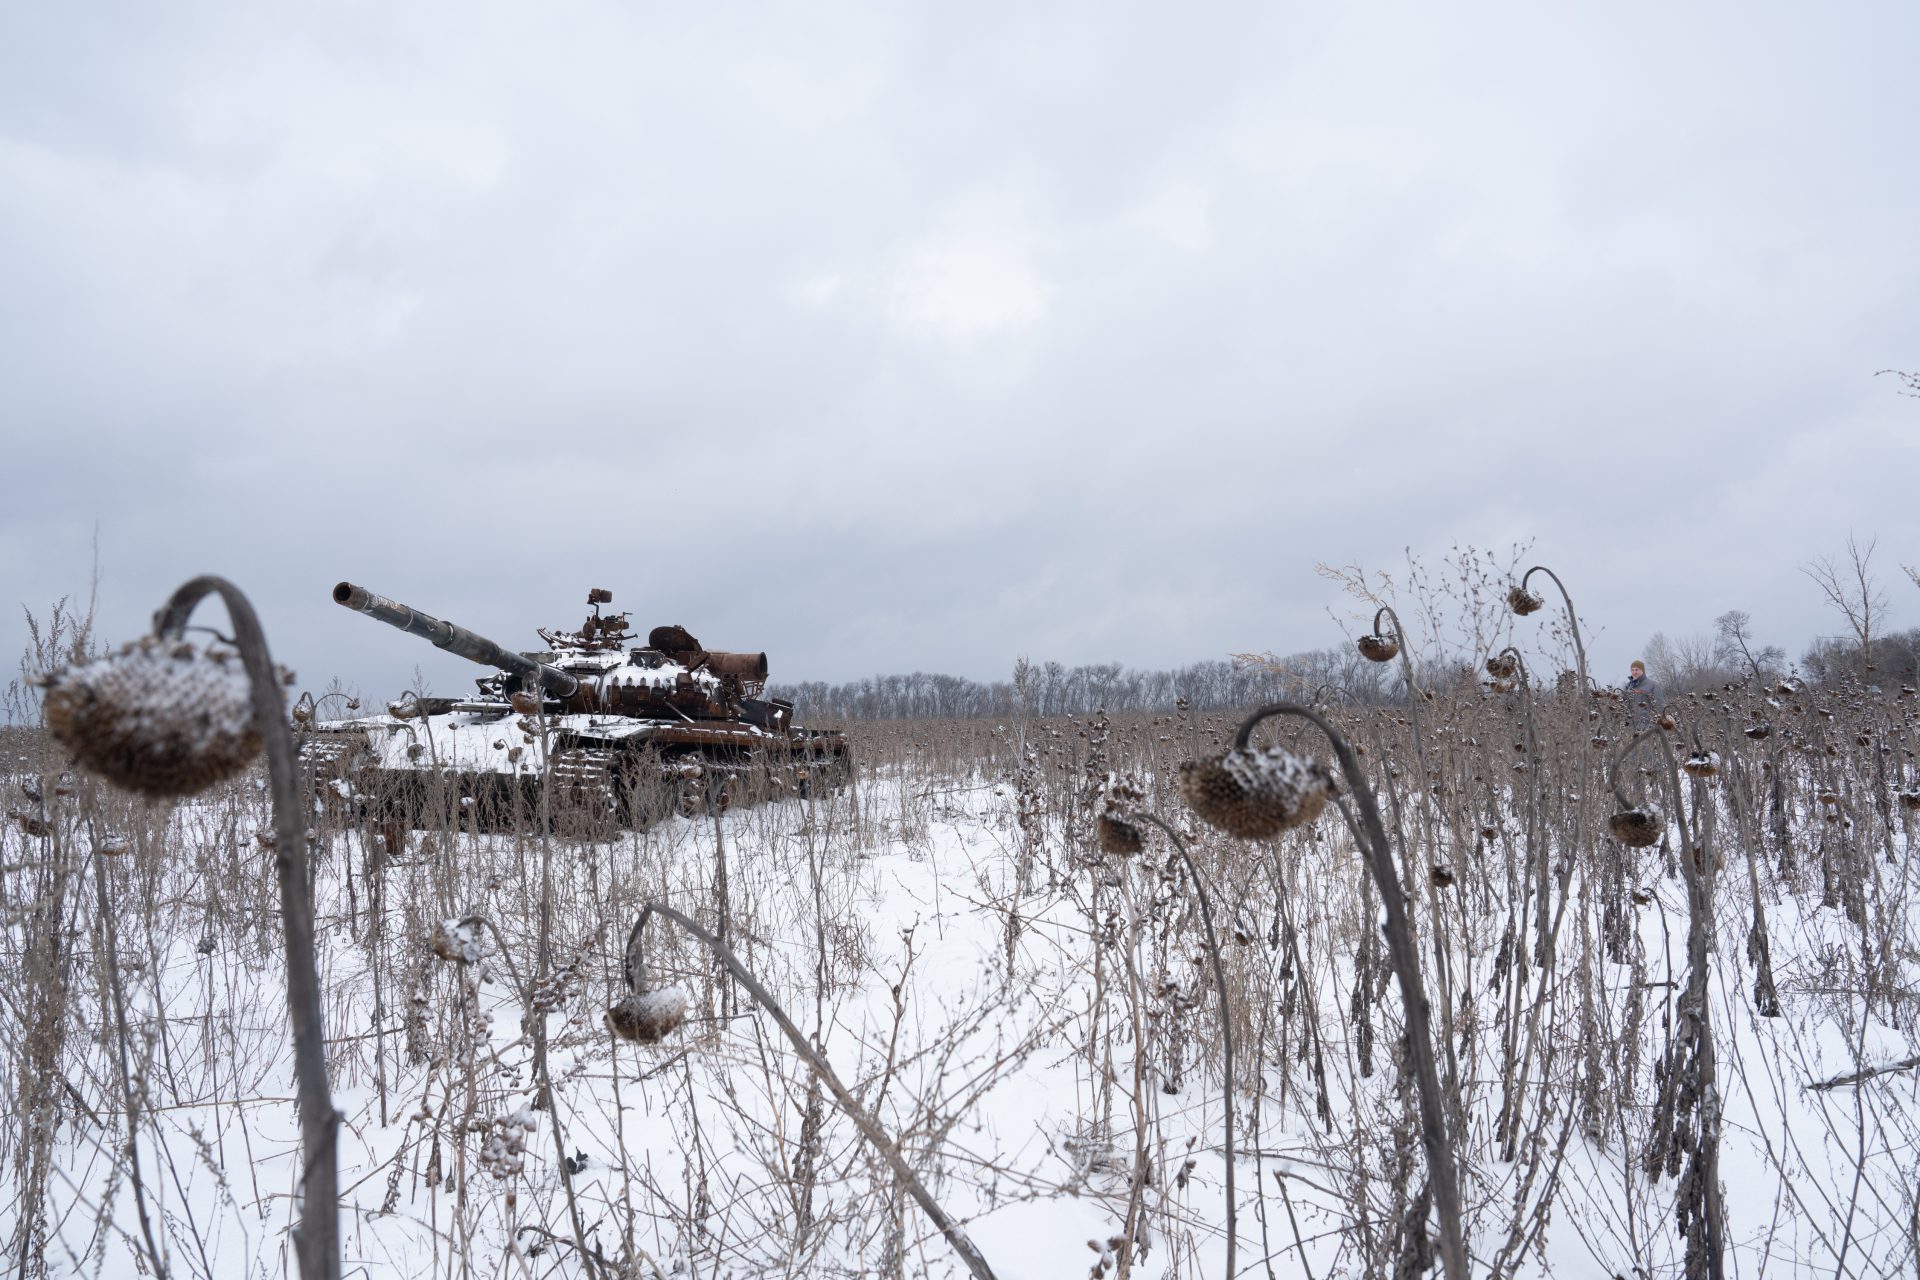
[332,581,579,698]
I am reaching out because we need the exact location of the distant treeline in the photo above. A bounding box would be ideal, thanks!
[1643,612,1920,695]
[773,625,1920,722]
[769,647,1400,721]
[1803,629,1920,687]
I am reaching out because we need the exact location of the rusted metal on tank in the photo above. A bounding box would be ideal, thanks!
[703,651,769,681]
[648,624,701,656]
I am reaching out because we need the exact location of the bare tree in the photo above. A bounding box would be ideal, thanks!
[1802,534,1888,682]
[1713,610,1785,683]
[1882,377,1920,597]
[1643,631,1725,693]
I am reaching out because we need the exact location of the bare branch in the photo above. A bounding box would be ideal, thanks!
[1810,1055,1920,1093]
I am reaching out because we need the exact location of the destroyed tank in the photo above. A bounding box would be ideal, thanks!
[298,582,850,832]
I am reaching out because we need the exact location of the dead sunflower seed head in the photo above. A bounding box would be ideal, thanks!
[1356,633,1400,663]
[605,987,690,1044]
[1682,752,1721,778]
[1608,808,1663,848]
[1485,653,1519,680]
[1099,769,1146,810]
[1094,771,1149,855]
[42,637,262,798]
[1095,814,1145,857]
[1178,747,1332,840]
[8,806,50,838]
[430,919,483,964]
[1507,585,1545,616]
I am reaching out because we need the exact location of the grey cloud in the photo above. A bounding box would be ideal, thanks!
[4,2,1917,708]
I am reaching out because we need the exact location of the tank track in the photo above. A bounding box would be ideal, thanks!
[298,731,365,778]
[552,747,622,833]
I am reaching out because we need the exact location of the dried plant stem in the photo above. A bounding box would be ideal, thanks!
[530,739,601,1280]
[1717,716,1781,1016]
[1516,566,1597,961]
[1612,726,1727,1280]
[1491,647,1554,1156]
[1134,813,1236,1280]
[90,842,168,1279]
[1517,565,1589,695]
[622,903,999,1280]
[1113,885,1155,1280]
[153,576,339,1280]
[1502,649,1551,971]
[1232,704,1467,1280]
[1377,607,1462,1099]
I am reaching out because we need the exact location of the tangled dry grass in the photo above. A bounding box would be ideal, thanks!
[4,571,1919,1279]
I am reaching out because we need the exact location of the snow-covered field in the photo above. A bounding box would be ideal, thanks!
[4,697,1918,1279]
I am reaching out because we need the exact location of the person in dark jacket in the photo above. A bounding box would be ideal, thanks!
[1626,660,1660,729]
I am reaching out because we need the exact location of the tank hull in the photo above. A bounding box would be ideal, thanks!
[301,706,849,834]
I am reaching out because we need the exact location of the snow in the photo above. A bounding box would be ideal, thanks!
[4,741,1917,1278]
[1220,745,1323,802]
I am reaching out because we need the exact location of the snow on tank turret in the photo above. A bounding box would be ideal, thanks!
[299,582,849,833]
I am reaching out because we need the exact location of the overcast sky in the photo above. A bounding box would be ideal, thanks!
[4,2,1917,707]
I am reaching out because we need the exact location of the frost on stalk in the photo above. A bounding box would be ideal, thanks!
[1179,747,1332,840]
[606,985,690,1044]
[530,958,583,1014]
[42,637,262,798]
[480,1107,538,1179]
